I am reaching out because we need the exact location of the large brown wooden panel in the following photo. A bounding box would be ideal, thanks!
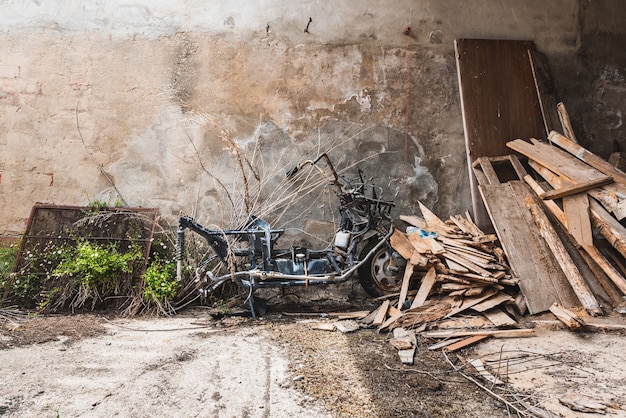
[478,181,579,314]
[455,39,545,230]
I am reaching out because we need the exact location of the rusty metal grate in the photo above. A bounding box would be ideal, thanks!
[12,204,158,279]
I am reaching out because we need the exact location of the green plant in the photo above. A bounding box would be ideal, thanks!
[142,260,179,303]
[0,244,19,303]
[0,244,17,279]
[86,199,109,212]
[53,241,143,291]
[41,240,145,311]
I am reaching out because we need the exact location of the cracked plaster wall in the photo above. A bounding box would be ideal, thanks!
[0,0,624,238]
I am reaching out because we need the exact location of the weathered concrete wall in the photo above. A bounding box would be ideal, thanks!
[0,0,624,238]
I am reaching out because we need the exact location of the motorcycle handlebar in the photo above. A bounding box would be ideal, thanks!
[285,153,339,183]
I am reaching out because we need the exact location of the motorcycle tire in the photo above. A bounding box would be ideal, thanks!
[358,239,405,297]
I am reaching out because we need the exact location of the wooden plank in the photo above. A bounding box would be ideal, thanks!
[392,328,417,365]
[442,251,492,276]
[423,237,445,254]
[469,358,505,385]
[359,306,381,326]
[548,130,626,187]
[445,335,489,352]
[524,174,626,296]
[582,244,626,295]
[441,283,472,291]
[456,272,503,284]
[525,170,593,248]
[508,138,607,184]
[589,185,626,221]
[438,238,497,261]
[482,308,517,327]
[407,232,432,253]
[579,246,626,306]
[523,175,568,227]
[557,102,578,143]
[471,293,514,312]
[539,176,613,200]
[524,195,602,315]
[455,39,544,231]
[418,201,454,234]
[397,262,415,310]
[423,328,535,339]
[563,194,594,246]
[444,247,502,269]
[335,320,361,333]
[529,158,626,220]
[508,154,529,179]
[332,311,370,320]
[428,337,464,350]
[589,199,626,260]
[399,214,426,228]
[444,288,498,318]
[388,305,402,318]
[372,299,389,327]
[476,157,501,184]
[529,49,561,137]
[389,229,415,260]
[549,302,585,328]
[478,181,579,314]
[436,274,471,285]
[410,267,436,308]
[445,258,469,273]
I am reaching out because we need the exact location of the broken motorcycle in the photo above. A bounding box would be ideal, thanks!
[176,153,406,316]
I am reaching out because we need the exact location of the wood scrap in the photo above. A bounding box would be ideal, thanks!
[335,320,361,333]
[559,393,609,414]
[445,335,490,352]
[470,293,515,312]
[468,358,504,385]
[524,195,602,316]
[397,262,414,310]
[390,229,416,260]
[524,171,626,295]
[372,300,390,327]
[479,180,579,314]
[529,49,560,137]
[379,205,522,338]
[539,176,613,200]
[428,338,464,350]
[399,214,426,228]
[391,328,417,365]
[418,201,455,234]
[548,130,626,187]
[482,308,517,326]
[387,299,452,331]
[423,328,535,339]
[309,322,336,331]
[508,137,608,184]
[549,302,585,329]
[410,267,436,309]
[557,102,577,143]
[507,125,626,314]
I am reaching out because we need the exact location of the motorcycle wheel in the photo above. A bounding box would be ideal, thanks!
[358,240,405,297]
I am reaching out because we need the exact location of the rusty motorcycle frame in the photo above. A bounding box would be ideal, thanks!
[175,154,405,317]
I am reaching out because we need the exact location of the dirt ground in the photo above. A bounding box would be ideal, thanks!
[1,305,625,418]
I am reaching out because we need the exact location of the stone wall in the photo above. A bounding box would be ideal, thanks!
[0,0,624,238]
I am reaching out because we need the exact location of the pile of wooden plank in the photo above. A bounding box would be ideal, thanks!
[505,131,626,314]
[357,127,626,361]
[356,203,532,360]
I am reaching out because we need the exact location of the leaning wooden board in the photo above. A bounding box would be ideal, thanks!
[455,39,546,231]
[478,181,579,314]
